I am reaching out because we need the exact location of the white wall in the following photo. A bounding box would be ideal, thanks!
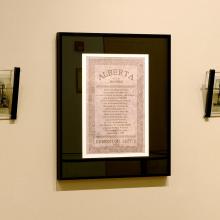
[1,0,220,219]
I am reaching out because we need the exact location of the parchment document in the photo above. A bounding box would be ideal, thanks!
[82,54,149,158]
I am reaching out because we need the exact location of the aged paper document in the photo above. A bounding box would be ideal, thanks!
[82,54,149,158]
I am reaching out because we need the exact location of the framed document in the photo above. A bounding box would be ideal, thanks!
[57,32,171,180]
[82,54,149,158]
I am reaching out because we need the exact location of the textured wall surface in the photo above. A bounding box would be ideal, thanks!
[1,0,220,219]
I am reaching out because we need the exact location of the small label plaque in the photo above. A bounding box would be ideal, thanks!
[82,54,149,158]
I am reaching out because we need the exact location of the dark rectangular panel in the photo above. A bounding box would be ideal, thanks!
[57,32,171,180]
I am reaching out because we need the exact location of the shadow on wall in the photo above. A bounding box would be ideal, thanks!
[56,176,167,191]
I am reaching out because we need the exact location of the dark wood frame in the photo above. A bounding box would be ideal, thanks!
[57,32,171,180]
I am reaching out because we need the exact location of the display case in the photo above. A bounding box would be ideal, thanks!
[57,33,171,180]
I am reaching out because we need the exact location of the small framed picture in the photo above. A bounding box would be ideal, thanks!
[0,68,20,120]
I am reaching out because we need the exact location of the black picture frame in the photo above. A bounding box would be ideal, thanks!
[57,32,171,180]
[0,67,20,120]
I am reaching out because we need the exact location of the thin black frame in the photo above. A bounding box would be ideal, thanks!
[11,67,20,120]
[57,32,171,180]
